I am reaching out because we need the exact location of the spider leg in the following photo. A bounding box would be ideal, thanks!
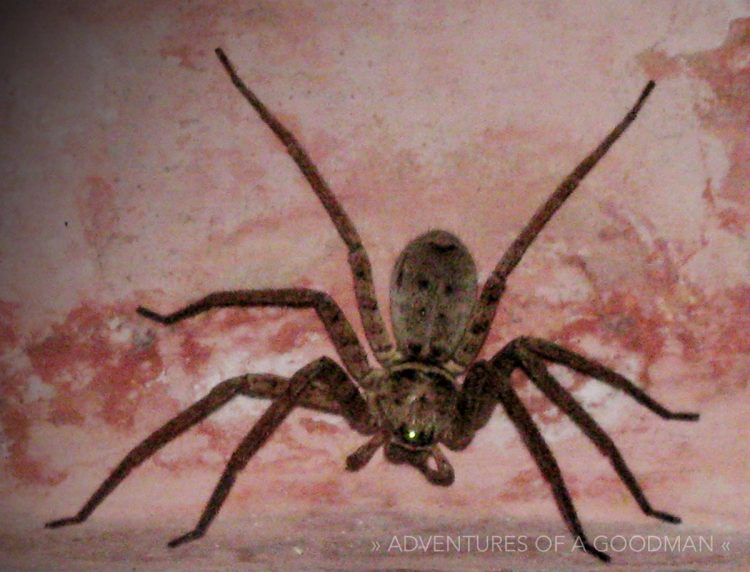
[44,373,293,529]
[497,337,699,421]
[469,361,610,562]
[137,288,372,381]
[345,432,386,471]
[451,81,656,369]
[47,357,373,540]
[233,365,376,435]
[215,48,396,365]
[503,339,686,524]
[442,357,506,451]
[166,356,366,547]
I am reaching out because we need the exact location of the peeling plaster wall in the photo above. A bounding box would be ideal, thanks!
[1,1,749,570]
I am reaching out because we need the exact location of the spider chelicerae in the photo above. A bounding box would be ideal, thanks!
[46,48,699,563]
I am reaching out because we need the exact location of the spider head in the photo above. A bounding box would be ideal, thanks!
[397,424,435,448]
[374,365,457,452]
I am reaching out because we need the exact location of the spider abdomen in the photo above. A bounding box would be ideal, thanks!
[390,230,477,363]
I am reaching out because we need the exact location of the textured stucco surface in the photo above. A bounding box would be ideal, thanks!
[1,1,749,570]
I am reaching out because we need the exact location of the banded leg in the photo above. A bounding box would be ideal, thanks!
[215,48,395,363]
[46,358,373,532]
[451,81,657,369]
[137,288,371,381]
[45,373,290,529]
[233,365,377,435]
[166,357,364,547]
[504,340,686,523]
[443,358,507,451]
[470,361,610,562]
[345,432,386,471]
[498,337,699,420]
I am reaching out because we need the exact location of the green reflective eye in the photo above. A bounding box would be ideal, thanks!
[400,425,434,446]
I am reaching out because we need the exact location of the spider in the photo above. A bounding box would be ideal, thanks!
[46,48,700,563]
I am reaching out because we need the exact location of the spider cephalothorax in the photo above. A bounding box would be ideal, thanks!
[369,363,458,480]
[47,48,699,563]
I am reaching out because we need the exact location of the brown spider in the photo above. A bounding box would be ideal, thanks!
[46,48,699,563]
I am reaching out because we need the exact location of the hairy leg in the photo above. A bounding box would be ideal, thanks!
[506,340,685,523]
[46,358,373,533]
[468,361,610,562]
[235,372,340,415]
[498,337,699,420]
[345,432,386,471]
[451,82,656,369]
[442,357,507,451]
[45,373,290,529]
[215,48,396,364]
[137,287,371,381]
[166,356,371,547]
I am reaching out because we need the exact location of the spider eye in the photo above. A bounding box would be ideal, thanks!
[400,425,434,447]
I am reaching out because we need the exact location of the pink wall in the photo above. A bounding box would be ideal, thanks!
[1,1,748,569]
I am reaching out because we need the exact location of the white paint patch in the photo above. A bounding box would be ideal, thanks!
[569,371,618,408]
[656,3,749,57]
[22,374,57,402]
[106,317,155,351]
[698,130,731,193]
[539,336,645,441]
[1,345,34,376]
[155,432,211,465]
[533,262,594,305]
[107,317,130,344]
[66,363,97,391]
[683,226,750,292]
[198,447,225,465]
[576,335,645,380]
